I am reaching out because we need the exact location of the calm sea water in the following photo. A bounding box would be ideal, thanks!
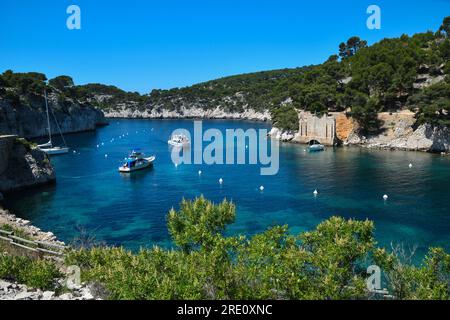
[4,119,450,261]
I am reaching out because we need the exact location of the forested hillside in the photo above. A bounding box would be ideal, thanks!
[147,17,450,132]
[1,17,449,132]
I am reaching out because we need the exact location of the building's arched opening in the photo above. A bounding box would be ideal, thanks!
[308,139,321,146]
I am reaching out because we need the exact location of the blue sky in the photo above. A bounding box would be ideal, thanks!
[1,0,449,93]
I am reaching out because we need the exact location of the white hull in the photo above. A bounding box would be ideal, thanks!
[40,90,70,155]
[39,147,70,155]
[168,140,190,148]
[309,145,325,152]
[119,156,155,173]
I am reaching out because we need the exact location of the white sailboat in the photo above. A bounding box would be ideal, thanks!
[38,89,69,155]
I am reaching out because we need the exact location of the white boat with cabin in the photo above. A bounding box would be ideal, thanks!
[309,140,325,152]
[168,134,190,148]
[119,150,155,173]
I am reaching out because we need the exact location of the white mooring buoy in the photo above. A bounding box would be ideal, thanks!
[198,170,202,175]
[383,194,389,201]
[260,186,265,191]
[105,154,108,158]
[219,178,223,185]
[313,189,318,196]
[409,163,413,168]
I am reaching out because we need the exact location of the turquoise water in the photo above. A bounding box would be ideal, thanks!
[4,119,450,261]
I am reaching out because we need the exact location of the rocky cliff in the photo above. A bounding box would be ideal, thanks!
[0,94,107,139]
[269,110,450,153]
[0,135,55,199]
[345,111,450,152]
[104,105,271,121]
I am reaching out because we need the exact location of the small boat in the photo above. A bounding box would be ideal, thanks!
[119,150,155,173]
[38,89,69,155]
[309,140,325,152]
[168,134,190,148]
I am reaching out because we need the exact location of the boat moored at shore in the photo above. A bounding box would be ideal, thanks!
[309,140,325,152]
[38,90,70,155]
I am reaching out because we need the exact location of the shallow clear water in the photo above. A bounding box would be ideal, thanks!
[4,119,450,262]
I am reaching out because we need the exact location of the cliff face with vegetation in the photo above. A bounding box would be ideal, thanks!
[102,68,310,121]
[0,136,55,198]
[0,72,107,139]
[2,19,449,149]
[99,18,450,151]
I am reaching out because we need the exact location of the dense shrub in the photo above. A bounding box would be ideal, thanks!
[65,197,449,300]
[0,254,61,290]
[270,105,300,131]
[408,82,450,126]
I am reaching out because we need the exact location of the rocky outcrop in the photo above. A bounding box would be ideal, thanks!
[0,279,96,300]
[344,111,450,152]
[347,123,450,152]
[0,208,101,300]
[104,105,271,121]
[269,127,296,142]
[0,95,107,139]
[269,110,450,153]
[0,135,55,194]
[334,112,354,142]
[0,208,60,243]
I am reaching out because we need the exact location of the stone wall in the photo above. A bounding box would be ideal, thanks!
[293,112,336,146]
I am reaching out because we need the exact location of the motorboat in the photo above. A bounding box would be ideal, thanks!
[168,134,190,148]
[119,150,155,173]
[38,89,69,155]
[309,140,325,152]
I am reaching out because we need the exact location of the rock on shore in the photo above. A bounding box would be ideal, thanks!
[269,110,450,153]
[0,136,55,194]
[0,279,96,300]
[345,111,450,153]
[268,127,296,142]
[0,208,99,300]
[0,208,61,244]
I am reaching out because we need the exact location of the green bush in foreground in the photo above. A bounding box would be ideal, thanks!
[0,254,61,290]
[65,196,449,300]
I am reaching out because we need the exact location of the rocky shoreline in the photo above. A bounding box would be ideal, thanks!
[104,106,271,122]
[269,110,450,153]
[0,279,95,300]
[0,208,61,244]
[0,136,55,200]
[0,208,99,300]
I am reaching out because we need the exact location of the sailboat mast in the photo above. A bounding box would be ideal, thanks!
[44,89,52,144]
